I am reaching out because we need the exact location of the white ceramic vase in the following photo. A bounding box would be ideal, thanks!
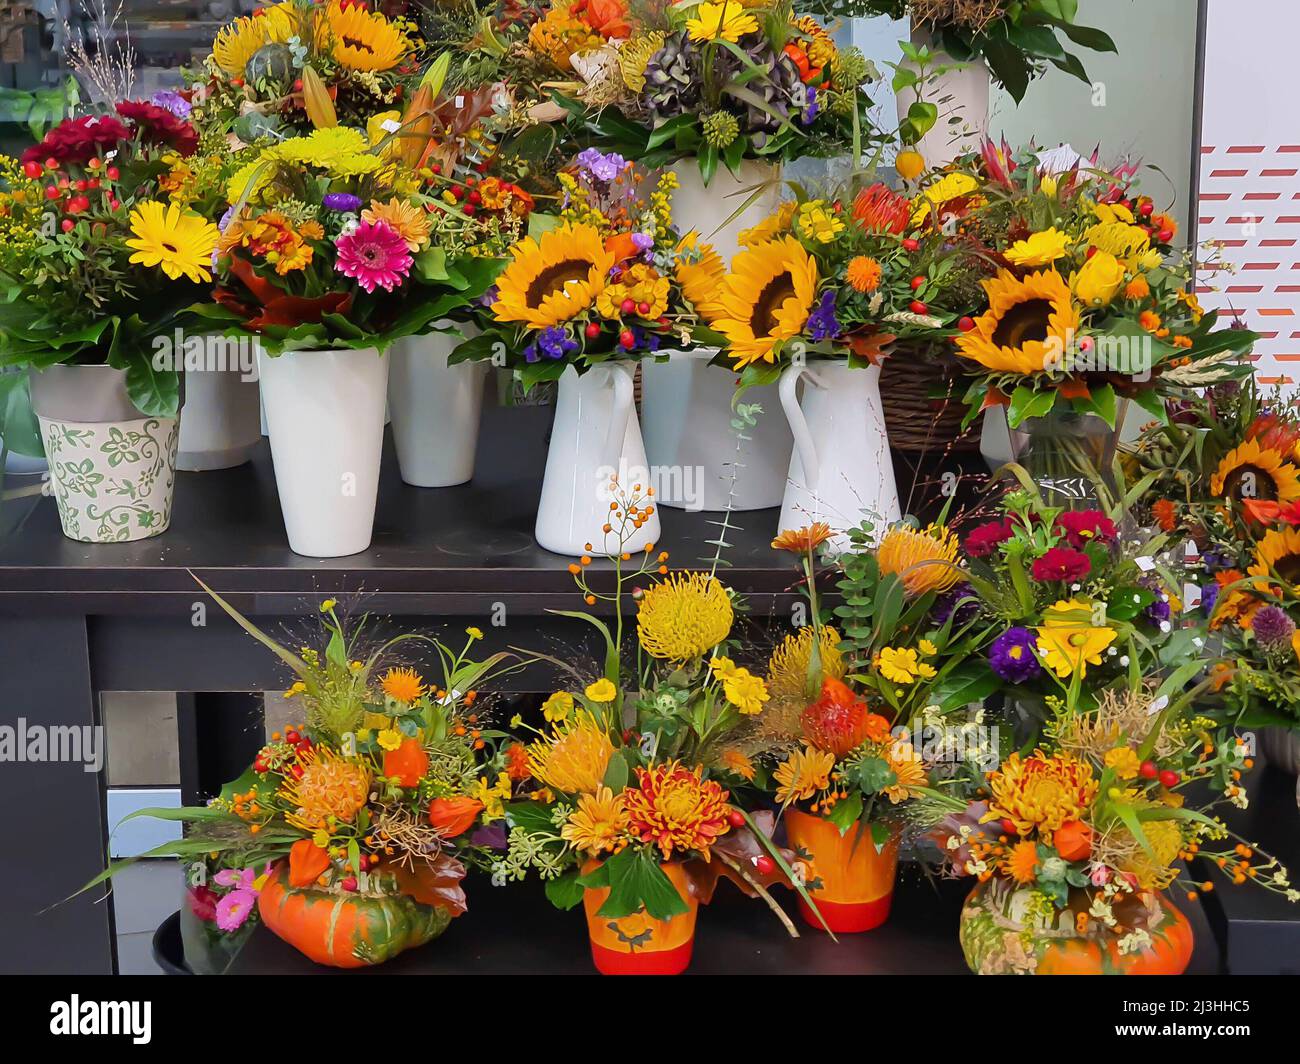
[895,24,992,167]
[777,361,900,552]
[177,361,262,471]
[536,362,659,557]
[29,364,179,543]
[640,350,793,511]
[388,328,488,488]
[258,346,388,558]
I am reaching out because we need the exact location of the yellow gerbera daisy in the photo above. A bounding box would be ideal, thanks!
[210,2,296,76]
[774,745,835,805]
[1248,526,1300,587]
[125,201,220,284]
[362,198,431,252]
[675,231,727,319]
[325,0,410,71]
[1004,227,1069,267]
[492,223,614,329]
[955,269,1080,375]
[686,1,758,43]
[637,572,734,661]
[561,786,628,856]
[1210,438,1300,505]
[1035,599,1116,678]
[713,235,819,368]
[877,523,961,596]
[768,624,845,700]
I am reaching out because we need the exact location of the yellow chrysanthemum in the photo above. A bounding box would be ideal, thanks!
[622,760,732,861]
[884,742,927,803]
[380,666,425,704]
[955,269,1080,375]
[542,691,574,722]
[280,745,371,831]
[1086,218,1160,271]
[767,624,845,700]
[774,745,835,804]
[325,0,410,71]
[877,523,961,596]
[675,231,727,319]
[1211,438,1300,505]
[1004,227,1069,267]
[637,572,734,661]
[1104,745,1141,781]
[714,235,819,368]
[211,2,296,76]
[492,223,613,329]
[910,171,979,225]
[720,666,769,715]
[985,750,1098,836]
[686,1,758,43]
[1248,526,1300,587]
[362,198,431,252]
[561,786,628,856]
[1035,598,1116,678]
[272,127,372,167]
[527,713,615,795]
[125,201,220,284]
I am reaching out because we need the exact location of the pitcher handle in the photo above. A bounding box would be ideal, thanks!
[779,363,825,491]
[603,363,634,475]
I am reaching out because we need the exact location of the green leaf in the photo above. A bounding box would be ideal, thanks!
[933,662,1002,712]
[824,791,863,835]
[1007,384,1057,428]
[544,872,586,911]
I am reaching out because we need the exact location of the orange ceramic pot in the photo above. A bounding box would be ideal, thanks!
[959,878,1194,975]
[784,810,900,933]
[582,860,698,975]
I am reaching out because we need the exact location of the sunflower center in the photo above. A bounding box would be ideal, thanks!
[525,259,592,308]
[750,271,796,337]
[1272,552,1300,584]
[1223,464,1278,502]
[342,35,375,55]
[992,298,1053,350]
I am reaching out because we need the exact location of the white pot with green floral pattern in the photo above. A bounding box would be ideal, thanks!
[30,365,180,543]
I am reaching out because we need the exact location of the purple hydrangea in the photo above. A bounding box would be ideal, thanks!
[1251,605,1296,652]
[524,326,578,363]
[576,148,627,184]
[323,192,363,212]
[806,291,841,342]
[150,90,192,119]
[989,627,1043,684]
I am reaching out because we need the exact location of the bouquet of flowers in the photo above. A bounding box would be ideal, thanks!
[932,140,1254,430]
[0,103,220,415]
[86,587,524,968]
[455,150,724,389]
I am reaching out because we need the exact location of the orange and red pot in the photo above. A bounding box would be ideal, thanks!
[784,809,900,933]
[582,860,699,975]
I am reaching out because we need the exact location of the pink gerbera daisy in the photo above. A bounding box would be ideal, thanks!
[334,220,412,293]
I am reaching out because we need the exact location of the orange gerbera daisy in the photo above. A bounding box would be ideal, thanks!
[362,197,431,252]
[772,522,834,553]
[846,255,883,293]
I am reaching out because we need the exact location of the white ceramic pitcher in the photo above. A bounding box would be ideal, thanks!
[536,362,660,557]
[777,361,900,551]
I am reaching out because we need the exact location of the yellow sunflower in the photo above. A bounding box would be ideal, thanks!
[1248,527,1300,587]
[955,269,1080,375]
[768,624,845,700]
[738,201,796,248]
[713,236,819,368]
[125,201,220,284]
[637,572,734,661]
[1210,438,1300,505]
[362,198,431,252]
[1035,598,1116,679]
[211,2,296,76]
[877,524,962,596]
[675,231,727,319]
[325,1,410,72]
[774,745,835,805]
[492,223,613,329]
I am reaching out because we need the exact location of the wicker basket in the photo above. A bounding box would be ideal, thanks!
[881,347,979,453]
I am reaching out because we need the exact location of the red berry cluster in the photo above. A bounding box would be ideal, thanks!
[23,155,121,233]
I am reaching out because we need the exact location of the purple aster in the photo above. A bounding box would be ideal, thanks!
[150,90,192,119]
[802,86,819,124]
[988,627,1043,684]
[1251,605,1295,652]
[933,582,978,627]
[576,148,627,184]
[323,192,363,212]
[806,290,841,342]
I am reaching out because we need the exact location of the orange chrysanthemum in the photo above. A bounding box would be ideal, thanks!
[772,522,834,553]
[846,255,883,293]
[1151,497,1177,532]
[381,666,426,703]
[622,760,732,861]
[985,750,1098,838]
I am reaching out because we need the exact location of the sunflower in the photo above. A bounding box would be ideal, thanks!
[955,269,1079,375]
[280,746,371,831]
[1249,527,1300,587]
[380,666,425,704]
[984,750,1097,837]
[492,223,614,329]
[527,713,614,795]
[636,571,734,661]
[713,237,819,368]
[877,524,961,595]
[774,745,835,804]
[211,2,296,76]
[675,232,726,319]
[622,761,732,860]
[1035,598,1116,678]
[768,624,845,700]
[561,786,628,856]
[738,200,796,249]
[362,198,431,252]
[326,1,410,72]
[1210,438,1300,506]
[125,201,220,284]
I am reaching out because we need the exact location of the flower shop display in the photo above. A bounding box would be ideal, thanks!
[0,106,221,542]
[935,140,1255,504]
[495,488,816,973]
[86,587,525,969]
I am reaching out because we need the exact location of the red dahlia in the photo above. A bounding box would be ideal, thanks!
[116,101,200,156]
[20,114,131,165]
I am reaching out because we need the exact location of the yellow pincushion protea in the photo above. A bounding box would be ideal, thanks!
[636,572,734,661]
[984,750,1098,837]
[619,31,665,90]
[877,524,961,596]
[492,223,614,329]
[1210,438,1300,505]
[768,624,845,700]
[955,269,1080,375]
[527,713,614,795]
[325,1,410,72]
[1117,818,1184,891]
[280,746,371,831]
[713,236,819,368]
[211,2,297,76]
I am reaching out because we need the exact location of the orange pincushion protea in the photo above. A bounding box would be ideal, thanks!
[985,750,1098,837]
[800,676,891,758]
[622,761,732,860]
[280,745,371,831]
[851,182,910,234]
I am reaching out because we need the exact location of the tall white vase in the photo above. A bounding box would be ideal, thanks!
[777,362,900,552]
[895,25,992,167]
[536,362,660,557]
[388,328,487,488]
[177,362,262,471]
[258,347,388,558]
[640,350,792,511]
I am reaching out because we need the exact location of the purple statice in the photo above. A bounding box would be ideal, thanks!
[323,192,363,212]
[1251,605,1296,652]
[576,148,627,184]
[150,90,192,119]
[806,291,841,342]
[524,326,578,363]
[933,582,979,627]
[988,627,1043,684]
